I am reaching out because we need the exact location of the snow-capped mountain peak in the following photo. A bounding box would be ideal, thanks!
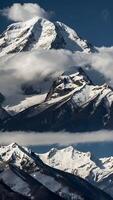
[0,142,38,171]
[39,145,99,179]
[45,68,113,110]
[2,68,113,131]
[1,143,113,185]
[55,21,95,52]
[0,143,113,200]
[0,16,96,57]
[39,146,113,197]
[0,143,113,199]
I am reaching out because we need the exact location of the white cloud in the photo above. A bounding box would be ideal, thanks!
[73,47,113,86]
[1,47,113,105]
[0,130,113,146]
[0,3,49,21]
[0,49,73,96]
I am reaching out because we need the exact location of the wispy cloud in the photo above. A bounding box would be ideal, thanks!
[1,47,113,103]
[0,130,113,146]
[0,3,50,21]
[0,49,74,102]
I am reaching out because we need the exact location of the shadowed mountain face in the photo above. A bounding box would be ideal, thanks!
[0,107,11,126]
[0,143,113,200]
[0,178,64,200]
[2,68,113,132]
[0,180,29,200]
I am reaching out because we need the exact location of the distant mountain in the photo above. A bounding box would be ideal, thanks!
[0,143,112,200]
[0,16,96,57]
[2,68,113,131]
[39,146,113,197]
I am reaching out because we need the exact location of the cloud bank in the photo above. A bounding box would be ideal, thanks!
[0,3,49,21]
[0,130,113,146]
[1,47,113,100]
[0,49,74,101]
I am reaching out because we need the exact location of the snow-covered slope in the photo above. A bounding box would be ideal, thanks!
[45,68,113,120]
[0,16,95,57]
[0,143,112,200]
[39,146,113,197]
[0,143,38,172]
[3,68,113,131]
[1,143,113,197]
[39,146,113,182]
[0,143,113,189]
[4,93,47,115]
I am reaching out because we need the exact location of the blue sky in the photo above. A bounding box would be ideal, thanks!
[0,0,113,46]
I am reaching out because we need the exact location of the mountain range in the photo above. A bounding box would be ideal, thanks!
[0,143,113,200]
[0,15,113,199]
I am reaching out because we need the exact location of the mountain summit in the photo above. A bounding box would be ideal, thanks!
[3,68,113,131]
[0,16,96,57]
[0,143,112,200]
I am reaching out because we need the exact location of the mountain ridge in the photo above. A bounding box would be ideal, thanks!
[0,16,96,57]
[0,143,113,200]
[2,67,113,132]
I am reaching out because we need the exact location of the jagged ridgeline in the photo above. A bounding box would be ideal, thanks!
[0,16,96,57]
[0,143,113,200]
[0,17,107,132]
[0,67,113,131]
